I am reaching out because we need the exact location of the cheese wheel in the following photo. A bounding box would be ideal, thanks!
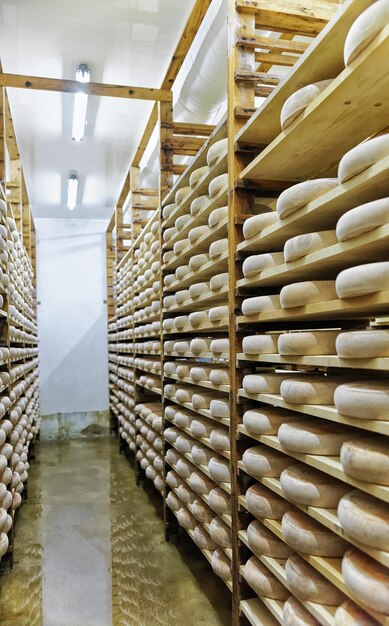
[175,388,192,403]
[210,399,230,420]
[193,526,217,551]
[189,471,214,495]
[243,212,279,239]
[190,337,211,355]
[175,186,191,205]
[192,393,212,410]
[243,373,290,395]
[336,262,389,298]
[344,0,389,66]
[338,490,389,550]
[176,435,192,454]
[209,517,231,547]
[177,482,196,504]
[209,369,229,385]
[281,80,333,129]
[283,596,320,626]
[286,554,344,605]
[163,319,175,332]
[190,418,214,438]
[209,173,228,198]
[175,364,189,379]
[162,203,177,220]
[211,548,231,581]
[188,311,209,327]
[190,195,209,216]
[280,280,337,308]
[210,272,228,291]
[177,507,196,530]
[210,428,230,451]
[176,458,193,479]
[189,366,210,382]
[175,411,192,429]
[243,446,293,478]
[207,139,228,166]
[174,316,189,330]
[163,227,177,242]
[209,206,228,228]
[337,193,389,241]
[278,330,339,356]
[335,599,381,626]
[278,420,351,455]
[241,295,280,316]
[339,134,389,184]
[336,330,389,359]
[164,340,175,353]
[209,305,228,321]
[282,509,347,556]
[176,264,190,280]
[208,456,230,483]
[208,487,230,515]
[174,340,190,354]
[173,239,188,255]
[192,498,215,524]
[163,250,175,264]
[175,289,190,304]
[242,334,278,355]
[246,483,289,519]
[175,215,191,231]
[342,549,389,615]
[277,179,338,219]
[280,376,339,405]
[191,444,214,466]
[284,230,337,262]
[210,338,229,355]
[189,282,209,299]
[244,556,289,599]
[189,166,209,188]
[334,381,389,420]
[340,437,389,485]
[189,225,210,244]
[0,532,9,558]
[247,519,292,558]
[281,464,348,507]
[243,407,298,435]
[209,238,228,258]
[189,253,210,270]
[164,427,179,443]
[164,295,176,308]
[242,253,283,278]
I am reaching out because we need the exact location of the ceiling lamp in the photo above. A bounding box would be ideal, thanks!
[72,63,90,142]
[67,174,78,210]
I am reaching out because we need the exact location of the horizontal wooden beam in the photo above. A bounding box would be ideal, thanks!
[171,164,187,176]
[236,34,309,54]
[236,0,338,35]
[235,70,282,85]
[132,187,159,196]
[0,73,173,102]
[255,51,298,67]
[172,122,216,136]
[254,85,276,97]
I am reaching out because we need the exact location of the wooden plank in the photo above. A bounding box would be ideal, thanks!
[254,52,298,67]
[159,100,174,202]
[238,352,389,372]
[234,70,282,85]
[172,122,215,136]
[170,135,206,153]
[0,73,173,102]
[236,35,309,54]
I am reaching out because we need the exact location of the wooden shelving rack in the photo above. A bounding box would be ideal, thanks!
[107,0,389,623]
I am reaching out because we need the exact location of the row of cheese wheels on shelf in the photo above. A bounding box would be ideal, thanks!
[135,402,163,494]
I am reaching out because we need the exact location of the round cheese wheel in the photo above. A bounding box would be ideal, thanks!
[176,388,192,403]
[243,446,293,478]
[163,250,175,264]
[208,456,230,482]
[244,556,289,599]
[174,316,189,330]
[175,186,191,205]
[280,280,337,308]
[334,599,381,626]
[174,340,190,354]
[284,230,337,262]
[339,134,389,184]
[163,227,177,242]
[243,373,289,395]
[210,272,228,291]
[278,420,351,455]
[336,262,389,298]
[190,337,211,355]
[209,305,228,321]
[164,295,176,309]
[162,203,177,220]
[189,366,210,382]
[189,253,210,271]
[0,532,9,557]
[193,525,217,551]
[209,173,228,198]
[209,517,231,547]
[211,548,231,581]
[247,519,292,558]
[189,225,210,244]
[177,507,196,530]
[189,471,214,494]
[336,330,389,358]
[192,498,215,524]
[338,490,389,550]
[209,206,228,228]
[243,407,298,435]
[192,393,212,410]
[176,264,190,280]
[164,427,180,443]
[176,435,192,454]
[241,295,280,316]
[286,554,344,605]
[189,282,209,299]
[280,464,348,507]
[282,509,347,556]
[243,212,279,239]
[175,411,192,429]
[176,458,193,479]
[173,239,188,256]
[281,80,333,129]
[163,319,175,332]
[280,376,339,405]
[278,330,339,356]
[190,418,214,438]
[334,381,389,420]
[189,166,210,188]
[209,238,228,258]
[209,369,229,385]
[242,334,278,355]
[191,444,214,466]
[210,338,229,355]
[176,364,190,378]
[177,483,196,504]
[210,428,230,451]
[208,487,230,514]
[242,253,283,278]
[340,437,389,485]
[246,483,289,519]
[190,195,209,216]
[175,289,190,304]
[337,197,389,242]
[342,549,389,615]
[188,311,209,327]
[207,139,228,166]
[164,340,175,353]
[283,596,320,626]
[277,179,338,219]
[344,0,389,66]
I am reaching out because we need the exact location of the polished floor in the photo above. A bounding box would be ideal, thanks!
[0,437,231,626]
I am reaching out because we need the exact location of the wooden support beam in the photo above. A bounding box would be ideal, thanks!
[132,187,159,196]
[236,0,339,35]
[234,106,258,119]
[255,51,298,67]
[172,122,216,136]
[0,73,173,102]
[235,70,282,85]
[236,34,309,54]
[4,94,19,160]
[170,135,206,154]
[171,164,187,176]
[159,100,174,202]
[254,85,275,97]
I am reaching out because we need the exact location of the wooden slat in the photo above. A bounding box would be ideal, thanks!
[255,51,298,67]
[234,70,282,85]
[236,35,309,54]
[172,122,215,136]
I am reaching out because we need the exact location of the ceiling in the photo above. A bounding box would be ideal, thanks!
[0,0,195,219]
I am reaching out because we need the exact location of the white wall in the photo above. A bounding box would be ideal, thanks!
[35,218,109,431]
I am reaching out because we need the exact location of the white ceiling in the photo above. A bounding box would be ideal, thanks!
[0,0,195,219]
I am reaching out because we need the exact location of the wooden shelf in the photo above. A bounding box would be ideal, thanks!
[164,251,228,292]
[163,286,228,314]
[165,350,229,362]
[163,319,228,335]
[240,598,282,626]
[237,352,389,372]
[163,217,228,271]
[165,394,230,428]
[166,373,230,395]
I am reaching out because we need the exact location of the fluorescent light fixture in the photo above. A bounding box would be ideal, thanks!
[72,63,90,142]
[67,174,78,210]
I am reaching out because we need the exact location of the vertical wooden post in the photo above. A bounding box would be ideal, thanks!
[158,99,174,204]
[129,165,141,242]
[0,88,5,184]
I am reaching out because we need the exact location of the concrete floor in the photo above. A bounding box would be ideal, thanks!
[0,437,231,626]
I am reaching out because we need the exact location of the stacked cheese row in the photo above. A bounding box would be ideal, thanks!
[135,402,164,493]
